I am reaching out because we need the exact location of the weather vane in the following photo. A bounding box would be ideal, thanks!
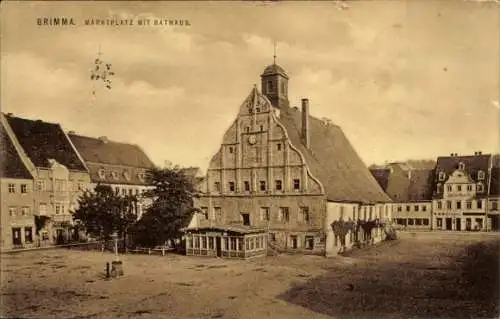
[90,44,115,96]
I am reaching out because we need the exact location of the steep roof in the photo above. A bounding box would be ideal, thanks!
[5,114,87,172]
[68,133,155,168]
[0,123,32,179]
[370,165,434,202]
[278,104,391,204]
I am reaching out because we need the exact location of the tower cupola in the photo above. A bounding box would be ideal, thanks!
[260,45,289,108]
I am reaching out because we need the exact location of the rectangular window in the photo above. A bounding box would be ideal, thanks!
[423,218,429,226]
[397,205,402,212]
[36,180,45,191]
[467,185,473,191]
[260,207,270,221]
[214,182,221,192]
[229,146,234,154]
[279,207,289,222]
[55,203,65,215]
[201,237,207,249]
[447,185,452,192]
[8,183,15,193]
[244,181,250,191]
[437,201,442,209]
[20,184,28,193]
[277,143,282,151]
[238,238,244,251]
[39,203,47,215]
[456,201,462,209]
[21,207,29,216]
[200,207,209,220]
[8,207,16,217]
[260,181,266,191]
[293,179,300,190]
[229,182,235,192]
[477,200,483,209]
[299,207,310,222]
[415,218,422,226]
[406,205,410,212]
[275,180,282,191]
[476,184,484,193]
[466,201,472,209]
[457,185,462,191]
[193,236,199,248]
[414,205,419,212]
[242,213,250,226]
[208,237,214,250]
[446,201,452,209]
[214,207,222,220]
[408,218,414,225]
[422,205,427,212]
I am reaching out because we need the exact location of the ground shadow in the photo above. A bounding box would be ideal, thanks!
[278,239,499,319]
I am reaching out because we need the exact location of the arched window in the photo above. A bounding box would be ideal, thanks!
[458,162,465,170]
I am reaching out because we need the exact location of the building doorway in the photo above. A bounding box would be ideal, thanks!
[445,218,452,230]
[466,218,472,231]
[490,216,500,231]
[216,237,222,257]
[12,228,21,246]
[56,229,64,245]
[291,235,298,249]
[455,218,461,231]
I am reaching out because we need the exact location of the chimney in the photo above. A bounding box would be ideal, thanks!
[301,98,310,148]
[99,136,108,143]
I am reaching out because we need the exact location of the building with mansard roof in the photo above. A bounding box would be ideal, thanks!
[432,152,492,231]
[193,62,392,257]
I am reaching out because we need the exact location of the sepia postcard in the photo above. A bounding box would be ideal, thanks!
[1,1,499,318]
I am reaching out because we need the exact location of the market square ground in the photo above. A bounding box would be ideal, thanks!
[1,232,498,319]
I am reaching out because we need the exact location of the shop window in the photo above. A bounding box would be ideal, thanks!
[208,237,214,250]
[423,219,429,226]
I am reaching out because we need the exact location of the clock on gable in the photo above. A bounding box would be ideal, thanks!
[248,135,257,145]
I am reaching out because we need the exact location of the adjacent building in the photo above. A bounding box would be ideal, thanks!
[195,62,392,256]
[68,133,156,219]
[2,113,91,245]
[371,163,434,230]
[432,153,492,231]
[0,124,35,250]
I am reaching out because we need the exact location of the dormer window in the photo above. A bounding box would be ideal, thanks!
[438,171,446,181]
[98,169,105,179]
[478,170,485,180]
[458,162,465,170]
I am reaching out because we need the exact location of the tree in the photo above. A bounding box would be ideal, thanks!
[71,184,137,241]
[130,167,198,248]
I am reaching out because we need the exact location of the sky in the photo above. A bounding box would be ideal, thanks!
[1,1,499,172]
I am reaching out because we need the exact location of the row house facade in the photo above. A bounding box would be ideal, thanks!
[68,133,156,220]
[1,113,91,247]
[194,62,392,257]
[371,163,434,230]
[1,113,156,250]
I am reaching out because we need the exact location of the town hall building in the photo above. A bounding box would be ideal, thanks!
[193,62,392,257]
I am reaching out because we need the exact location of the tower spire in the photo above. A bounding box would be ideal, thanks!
[273,41,277,64]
